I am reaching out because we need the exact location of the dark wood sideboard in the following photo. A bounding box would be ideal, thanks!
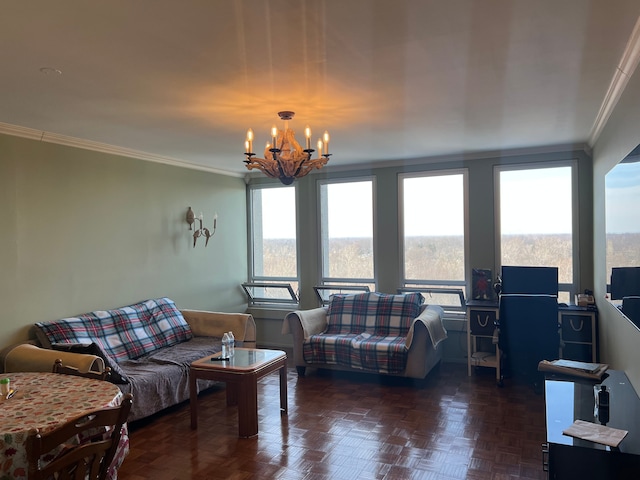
[543,370,640,479]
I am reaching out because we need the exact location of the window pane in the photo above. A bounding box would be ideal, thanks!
[251,186,297,278]
[241,282,298,303]
[402,174,465,282]
[499,166,573,284]
[320,180,374,281]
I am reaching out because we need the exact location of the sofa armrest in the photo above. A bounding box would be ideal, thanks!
[181,310,257,348]
[2,343,105,374]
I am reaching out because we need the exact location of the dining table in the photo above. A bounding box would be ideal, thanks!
[0,371,129,480]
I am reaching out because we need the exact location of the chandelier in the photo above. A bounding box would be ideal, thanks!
[243,111,331,185]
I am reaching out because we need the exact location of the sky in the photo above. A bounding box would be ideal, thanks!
[260,166,577,239]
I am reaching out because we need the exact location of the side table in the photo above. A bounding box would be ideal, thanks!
[466,300,502,386]
[558,305,599,362]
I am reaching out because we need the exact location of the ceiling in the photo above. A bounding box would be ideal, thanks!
[2,1,640,179]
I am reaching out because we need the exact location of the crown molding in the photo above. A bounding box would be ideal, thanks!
[0,122,244,178]
[589,15,640,147]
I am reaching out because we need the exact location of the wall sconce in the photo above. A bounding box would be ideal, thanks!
[186,207,217,247]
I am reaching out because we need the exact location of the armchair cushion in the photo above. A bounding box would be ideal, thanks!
[326,292,424,336]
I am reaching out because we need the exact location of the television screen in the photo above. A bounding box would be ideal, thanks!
[501,266,558,295]
[611,267,640,300]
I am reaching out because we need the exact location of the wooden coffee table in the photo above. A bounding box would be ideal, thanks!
[189,348,287,438]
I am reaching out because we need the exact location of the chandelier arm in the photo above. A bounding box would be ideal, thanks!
[291,151,312,178]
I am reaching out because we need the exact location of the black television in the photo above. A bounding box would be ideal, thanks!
[610,267,640,300]
[501,266,558,296]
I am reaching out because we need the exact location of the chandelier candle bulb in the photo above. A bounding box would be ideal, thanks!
[305,125,312,150]
[323,131,330,155]
[317,139,323,159]
[246,128,254,153]
[271,126,278,148]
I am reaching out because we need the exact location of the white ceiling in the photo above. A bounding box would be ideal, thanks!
[2,1,640,179]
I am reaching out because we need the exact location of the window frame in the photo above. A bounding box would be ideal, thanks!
[241,282,299,305]
[316,176,377,289]
[313,284,371,306]
[493,160,579,299]
[246,183,300,307]
[398,169,470,299]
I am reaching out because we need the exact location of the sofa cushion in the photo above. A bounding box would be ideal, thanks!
[35,297,193,362]
[350,334,408,373]
[303,333,360,366]
[117,336,222,422]
[303,333,408,374]
[326,292,424,336]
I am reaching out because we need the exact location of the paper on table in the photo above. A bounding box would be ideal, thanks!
[562,419,628,448]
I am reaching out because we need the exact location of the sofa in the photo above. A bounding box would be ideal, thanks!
[1,297,256,422]
[283,292,447,379]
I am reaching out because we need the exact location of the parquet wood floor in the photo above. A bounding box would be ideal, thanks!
[118,361,546,480]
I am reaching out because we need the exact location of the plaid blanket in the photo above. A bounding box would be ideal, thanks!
[303,333,408,374]
[35,297,192,362]
[304,292,424,373]
[326,292,424,336]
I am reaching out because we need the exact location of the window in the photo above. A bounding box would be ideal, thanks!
[400,171,467,314]
[313,285,371,306]
[497,163,576,300]
[318,179,375,290]
[247,185,298,305]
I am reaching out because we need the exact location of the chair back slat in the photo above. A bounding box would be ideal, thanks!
[27,393,133,480]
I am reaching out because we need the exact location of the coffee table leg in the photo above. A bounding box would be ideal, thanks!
[237,377,258,438]
[190,370,198,429]
[280,363,288,414]
[226,383,238,406]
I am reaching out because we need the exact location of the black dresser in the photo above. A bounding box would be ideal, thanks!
[544,370,640,478]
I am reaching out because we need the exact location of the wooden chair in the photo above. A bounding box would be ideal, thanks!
[27,393,133,480]
[53,358,112,382]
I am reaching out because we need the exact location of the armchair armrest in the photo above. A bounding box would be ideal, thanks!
[283,308,328,371]
[406,305,447,349]
[180,310,257,348]
[2,343,104,374]
[283,308,328,339]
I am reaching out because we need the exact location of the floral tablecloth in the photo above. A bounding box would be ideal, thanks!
[0,372,128,480]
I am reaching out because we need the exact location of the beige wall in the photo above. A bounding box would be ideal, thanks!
[0,134,248,349]
[593,69,640,392]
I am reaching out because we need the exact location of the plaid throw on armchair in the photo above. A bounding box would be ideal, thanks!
[304,292,425,374]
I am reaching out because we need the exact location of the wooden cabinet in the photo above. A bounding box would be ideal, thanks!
[558,306,598,362]
[466,301,502,386]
